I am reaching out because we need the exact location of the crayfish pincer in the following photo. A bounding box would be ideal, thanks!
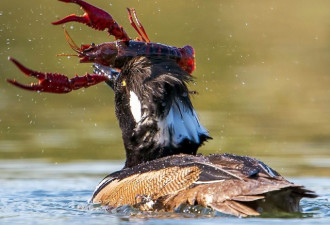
[8,0,195,93]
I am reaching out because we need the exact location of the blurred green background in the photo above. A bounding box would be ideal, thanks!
[1,0,329,176]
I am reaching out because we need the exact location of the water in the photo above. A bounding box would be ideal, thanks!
[0,160,329,225]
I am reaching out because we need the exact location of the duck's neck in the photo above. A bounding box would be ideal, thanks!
[115,89,210,168]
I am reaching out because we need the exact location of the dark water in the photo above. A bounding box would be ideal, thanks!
[0,0,330,223]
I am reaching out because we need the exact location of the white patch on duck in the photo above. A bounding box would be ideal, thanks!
[129,91,142,122]
[193,180,225,184]
[156,98,209,146]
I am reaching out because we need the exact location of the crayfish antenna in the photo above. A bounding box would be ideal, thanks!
[56,53,79,57]
[63,28,81,54]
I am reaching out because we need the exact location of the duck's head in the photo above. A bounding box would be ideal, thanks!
[94,56,211,168]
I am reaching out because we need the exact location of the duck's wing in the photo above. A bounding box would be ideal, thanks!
[91,154,316,216]
[91,154,235,206]
[164,153,317,216]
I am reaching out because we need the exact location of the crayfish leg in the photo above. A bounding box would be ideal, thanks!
[127,8,150,43]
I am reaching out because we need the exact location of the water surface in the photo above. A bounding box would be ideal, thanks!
[0,160,329,225]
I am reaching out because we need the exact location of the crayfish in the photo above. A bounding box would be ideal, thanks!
[7,0,195,94]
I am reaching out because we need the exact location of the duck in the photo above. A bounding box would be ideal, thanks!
[90,56,316,217]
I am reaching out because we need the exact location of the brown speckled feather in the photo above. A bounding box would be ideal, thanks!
[92,165,201,207]
[91,154,316,216]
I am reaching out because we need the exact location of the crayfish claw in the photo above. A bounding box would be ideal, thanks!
[52,0,106,29]
[8,57,73,93]
[9,57,45,80]
[6,79,43,93]
[52,14,90,27]
[8,57,109,94]
[52,0,130,40]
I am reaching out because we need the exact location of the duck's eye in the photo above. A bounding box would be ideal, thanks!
[122,80,127,86]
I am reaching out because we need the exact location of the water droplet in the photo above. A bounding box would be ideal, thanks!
[70,25,74,30]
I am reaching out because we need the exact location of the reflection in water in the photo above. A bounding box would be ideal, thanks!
[0,0,330,177]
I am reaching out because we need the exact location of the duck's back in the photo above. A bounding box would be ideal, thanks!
[91,153,316,217]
